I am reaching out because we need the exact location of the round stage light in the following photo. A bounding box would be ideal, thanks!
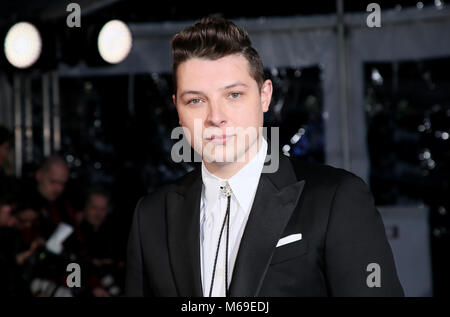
[97,20,132,64]
[4,22,42,69]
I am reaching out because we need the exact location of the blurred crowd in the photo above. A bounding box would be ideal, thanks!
[0,125,126,297]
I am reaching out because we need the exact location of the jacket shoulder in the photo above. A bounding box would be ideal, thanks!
[286,156,367,190]
[135,167,200,212]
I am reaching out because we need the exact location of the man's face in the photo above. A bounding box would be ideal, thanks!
[0,141,11,167]
[173,54,272,164]
[36,164,69,202]
[84,194,109,228]
[0,204,13,227]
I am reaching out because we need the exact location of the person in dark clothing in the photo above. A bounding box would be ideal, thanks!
[0,226,29,296]
[22,155,78,243]
[126,17,403,297]
[78,187,122,297]
[79,187,114,261]
[13,202,68,297]
[0,198,41,297]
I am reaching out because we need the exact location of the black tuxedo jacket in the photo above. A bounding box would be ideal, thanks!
[125,155,404,296]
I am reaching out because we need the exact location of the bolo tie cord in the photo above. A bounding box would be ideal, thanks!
[208,191,231,297]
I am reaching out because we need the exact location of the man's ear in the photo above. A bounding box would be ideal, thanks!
[172,94,183,126]
[172,94,177,107]
[260,79,273,113]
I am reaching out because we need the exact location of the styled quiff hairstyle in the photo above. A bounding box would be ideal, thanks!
[171,17,265,93]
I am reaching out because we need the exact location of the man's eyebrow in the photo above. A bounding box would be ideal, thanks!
[179,90,205,99]
[178,82,249,98]
[222,82,249,90]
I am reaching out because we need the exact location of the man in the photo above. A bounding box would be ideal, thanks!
[78,188,118,297]
[126,17,404,297]
[0,197,25,296]
[35,155,70,204]
[9,202,45,266]
[0,198,42,296]
[0,197,14,228]
[24,155,77,241]
[80,188,111,234]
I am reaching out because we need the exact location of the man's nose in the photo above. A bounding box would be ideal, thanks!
[206,100,227,127]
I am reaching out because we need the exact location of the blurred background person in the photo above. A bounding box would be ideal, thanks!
[79,187,114,260]
[77,187,123,297]
[11,202,46,266]
[0,196,22,296]
[0,198,43,296]
[0,195,15,227]
[22,155,77,242]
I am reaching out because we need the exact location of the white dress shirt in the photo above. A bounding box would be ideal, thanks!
[200,138,268,297]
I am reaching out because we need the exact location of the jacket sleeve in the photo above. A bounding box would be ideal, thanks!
[125,197,153,297]
[324,174,404,296]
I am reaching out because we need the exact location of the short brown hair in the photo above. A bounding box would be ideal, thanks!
[171,17,265,93]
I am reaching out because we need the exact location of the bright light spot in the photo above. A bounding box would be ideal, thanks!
[435,0,444,9]
[4,22,42,69]
[98,20,133,64]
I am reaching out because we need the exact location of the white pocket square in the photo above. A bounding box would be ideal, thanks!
[276,233,302,247]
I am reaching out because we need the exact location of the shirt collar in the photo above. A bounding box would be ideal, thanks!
[201,138,268,213]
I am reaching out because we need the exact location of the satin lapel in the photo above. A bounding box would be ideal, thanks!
[228,157,305,297]
[166,172,204,297]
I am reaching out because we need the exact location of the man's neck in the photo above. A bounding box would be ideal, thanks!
[203,136,263,179]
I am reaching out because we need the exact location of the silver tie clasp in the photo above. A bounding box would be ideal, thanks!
[220,182,232,197]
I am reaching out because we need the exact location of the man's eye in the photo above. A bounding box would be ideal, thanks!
[188,98,201,104]
[229,92,241,99]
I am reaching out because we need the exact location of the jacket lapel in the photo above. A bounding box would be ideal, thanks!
[165,155,305,297]
[166,170,204,297]
[228,156,305,297]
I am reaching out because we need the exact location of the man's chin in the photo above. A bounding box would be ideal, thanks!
[202,155,236,164]
[201,149,251,164]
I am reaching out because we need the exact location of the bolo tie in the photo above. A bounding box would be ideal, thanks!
[209,182,232,297]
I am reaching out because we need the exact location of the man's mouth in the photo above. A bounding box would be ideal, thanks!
[205,134,234,145]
